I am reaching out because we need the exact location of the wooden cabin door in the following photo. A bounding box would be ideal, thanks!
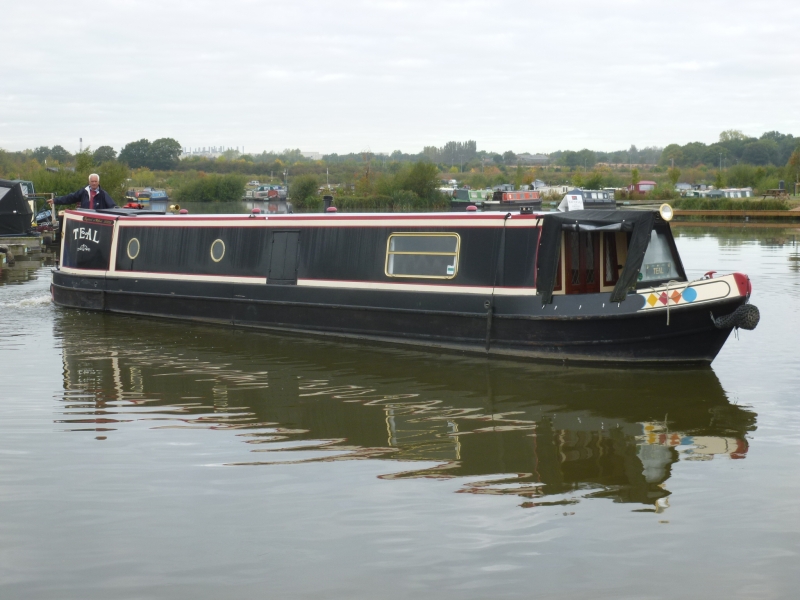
[565,231,600,295]
[268,230,300,285]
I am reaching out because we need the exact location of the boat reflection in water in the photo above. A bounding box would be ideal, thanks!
[54,311,756,511]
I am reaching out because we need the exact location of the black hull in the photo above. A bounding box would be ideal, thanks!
[52,271,742,366]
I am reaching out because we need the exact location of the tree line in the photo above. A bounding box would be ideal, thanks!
[660,130,797,169]
[22,138,182,171]
[9,130,799,177]
[422,140,478,166]
[2,129,799,209]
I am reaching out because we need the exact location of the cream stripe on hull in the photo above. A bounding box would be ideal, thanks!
[57,266,538,295]
[60,266,265,285]
[297,279,538,295]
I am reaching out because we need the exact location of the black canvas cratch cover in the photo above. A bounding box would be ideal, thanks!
[537,209,675,304]
[0,179,33,235]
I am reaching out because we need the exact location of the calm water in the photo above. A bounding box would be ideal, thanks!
[1,226,799,599]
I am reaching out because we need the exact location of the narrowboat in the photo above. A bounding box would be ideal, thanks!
[124,189,170,210]
[253,185,287,200]
[50,206,759,365]
[450,189,543,212]
[485,189,542,211]
[557,188,616,211]
[450,189,493,210]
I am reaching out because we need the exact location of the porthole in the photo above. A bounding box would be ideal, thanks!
[210,239,225,263]
[127,237,140,260]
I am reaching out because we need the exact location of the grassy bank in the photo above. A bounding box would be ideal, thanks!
[671,198,790,211]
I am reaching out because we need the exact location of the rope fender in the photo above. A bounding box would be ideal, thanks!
[0,244,15,266]
[711,304,760,331]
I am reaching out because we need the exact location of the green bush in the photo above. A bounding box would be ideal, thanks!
[29,169,86,198]
[334,195,394,212]
[391,190,423,211]
[646,183,679,200]
[397,162,441,200]
[172,173,246,203]
[294,194,323,212]
[329,191,450,213]
[290,174,320,211]
[329,161,449,212]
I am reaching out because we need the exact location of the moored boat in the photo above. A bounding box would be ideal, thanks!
[450,189,542,211]
[450,189,493,210]
[484,189,542,211]
[51,205,759,365]
[252,184,287,200]
[557,188,615,211]
[124,188,170,210]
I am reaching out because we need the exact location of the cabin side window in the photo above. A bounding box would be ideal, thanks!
[602,232,619,285]
[639,230,680,283]
[385,233,460,279]
[553,253,563,292]
[564,231,600,294]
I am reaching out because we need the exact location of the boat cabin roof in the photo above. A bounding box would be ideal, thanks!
[66,207,669,230]
[66,208,552,225]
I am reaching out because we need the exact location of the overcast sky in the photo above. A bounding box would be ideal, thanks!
[3,0,799,155]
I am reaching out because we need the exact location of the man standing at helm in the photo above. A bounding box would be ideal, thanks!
[48,173,117,210]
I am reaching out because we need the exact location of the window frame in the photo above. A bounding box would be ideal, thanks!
[637,228,682,285]
[564,231,600,295]
[384,232,461,280]
[602,231,619,285]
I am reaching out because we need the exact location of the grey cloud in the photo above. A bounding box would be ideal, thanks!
[2,0,799,153]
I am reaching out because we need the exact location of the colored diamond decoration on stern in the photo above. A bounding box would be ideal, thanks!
[647,294,658,307]
[658,292,668,305]
[670,290,682,304]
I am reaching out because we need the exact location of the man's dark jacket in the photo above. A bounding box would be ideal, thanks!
[54,186,117,209]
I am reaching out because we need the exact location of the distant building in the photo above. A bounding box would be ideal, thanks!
[181,147,223,160]
[515,153,550,165]
[629,180,657,193]
[301,152,323,161]
[720,188,753,198]
[537,184,572,196]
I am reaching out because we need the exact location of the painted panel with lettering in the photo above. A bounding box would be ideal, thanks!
[62,218,114,270]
